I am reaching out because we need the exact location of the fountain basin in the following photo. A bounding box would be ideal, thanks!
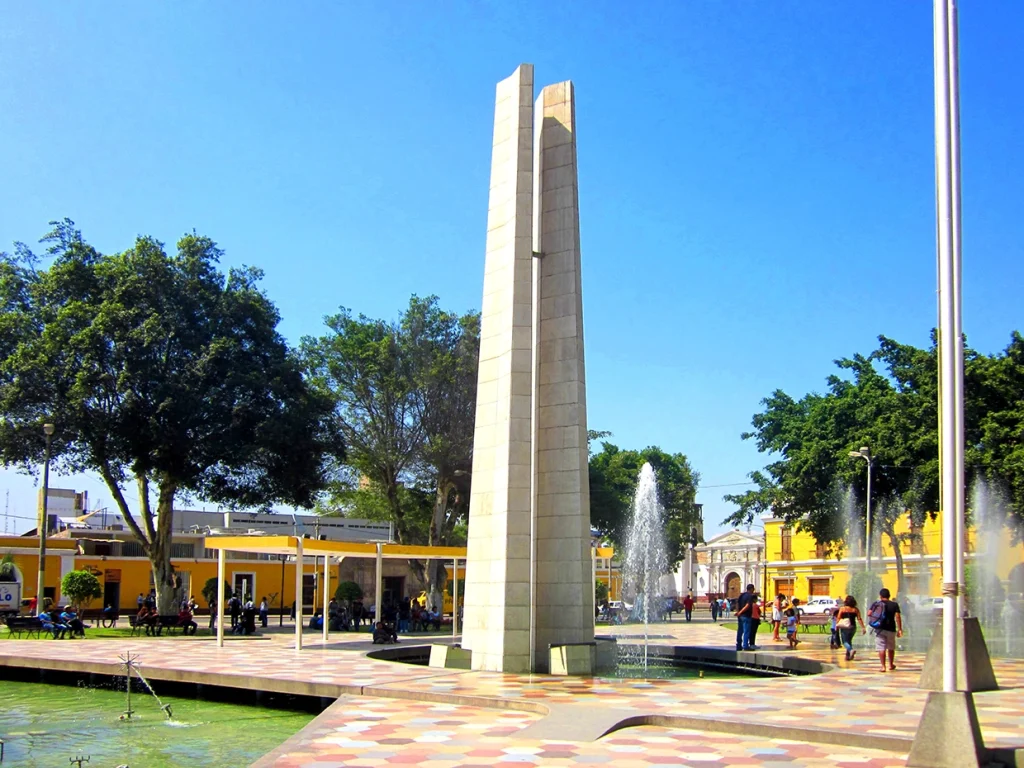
[370,642,832,679]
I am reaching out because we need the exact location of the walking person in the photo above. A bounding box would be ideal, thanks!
[734,584,757,651]
[683,593,694,622]
[836,595,866,661]
[771,593,785,641]
[710,596,719,622]
[229,593,241,629]
[748,593,763,649]
[868,588,903,672]
[259,596,269,628]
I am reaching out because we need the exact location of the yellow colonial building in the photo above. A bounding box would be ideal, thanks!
[763,512,1024,603]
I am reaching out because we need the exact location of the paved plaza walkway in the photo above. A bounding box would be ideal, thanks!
[2,617,1022,766]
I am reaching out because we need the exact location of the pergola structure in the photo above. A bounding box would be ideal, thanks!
[203,535,466,649]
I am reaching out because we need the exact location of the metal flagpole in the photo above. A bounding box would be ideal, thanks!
[933,0,960,695]
[946,0,966,627]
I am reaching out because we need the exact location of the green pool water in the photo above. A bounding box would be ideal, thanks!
[0,679,315,767]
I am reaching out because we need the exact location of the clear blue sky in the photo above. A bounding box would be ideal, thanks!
[2,3,1022,537]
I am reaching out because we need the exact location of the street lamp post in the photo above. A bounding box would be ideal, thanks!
[36,423,55,610]
[848,447,873,573]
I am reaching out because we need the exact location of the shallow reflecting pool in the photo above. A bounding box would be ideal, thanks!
[0,679,315,767]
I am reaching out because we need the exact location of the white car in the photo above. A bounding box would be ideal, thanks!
[803,597,842,615]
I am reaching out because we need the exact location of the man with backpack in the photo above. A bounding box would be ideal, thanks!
[867,588,903,672]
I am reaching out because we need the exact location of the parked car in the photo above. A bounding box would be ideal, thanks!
[921,596,944,613]
[803,597,842,615]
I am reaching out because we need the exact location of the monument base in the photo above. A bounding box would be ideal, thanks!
[907,691,986,768]
[550,642,596,676]
[429,644,473,670]
[918,616,998,692]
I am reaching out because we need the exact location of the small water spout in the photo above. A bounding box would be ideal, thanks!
[118,652,172,720]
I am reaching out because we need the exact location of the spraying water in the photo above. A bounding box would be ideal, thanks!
[118,652,173,721]
[622,463,668,673]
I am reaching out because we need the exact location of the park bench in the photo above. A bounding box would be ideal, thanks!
[4,616,44,639]
[798,613,832,634]
[129,614,187,636]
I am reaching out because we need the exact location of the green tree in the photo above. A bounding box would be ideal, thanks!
[724,336,942,593]
[589,442,701,568]
[334,581,363,605]
[0,221,341,614]
[969,332,1024,531]
[303,295,480,604]
[202,577,232,608]
[595,579,609,604]
[726,332,1024,592]
[0,552,16,582]
[60,570,102,611]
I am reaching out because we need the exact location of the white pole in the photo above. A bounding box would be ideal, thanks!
[865,458,873,574]
[322,554,330,644]
[216,548,226,648]
[934,0,958,695]
[452,558,459,638]
[295,538,304,651]
[947,0,966,625]
[374,543,383,628]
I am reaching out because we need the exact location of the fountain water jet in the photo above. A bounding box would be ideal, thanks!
[118,652,172,721]
[622,463,669,673]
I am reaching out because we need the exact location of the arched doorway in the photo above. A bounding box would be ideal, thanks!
[725,572,741,600]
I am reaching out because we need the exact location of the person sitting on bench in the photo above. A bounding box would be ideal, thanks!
[59,606,86,638]
[39,609,69,639]
[176,605,198,635]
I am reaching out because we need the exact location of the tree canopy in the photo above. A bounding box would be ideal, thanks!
[0,220,341,612]
[302,296,479,601]
[725,332,1024,577]
[589,441,701,568]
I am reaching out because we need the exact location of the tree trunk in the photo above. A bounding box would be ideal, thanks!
[150,481,179,615]
[425,481,450,612]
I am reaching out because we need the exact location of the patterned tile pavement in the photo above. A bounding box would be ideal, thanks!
[1,618,1021,766]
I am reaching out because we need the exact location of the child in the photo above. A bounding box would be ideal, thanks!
[785,607,800,648]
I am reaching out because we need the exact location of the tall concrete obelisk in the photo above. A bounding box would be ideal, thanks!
[462,64,592,673]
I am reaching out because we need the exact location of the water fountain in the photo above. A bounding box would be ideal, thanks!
[118,652,173,721]
[621,463,669,673]
[968,476,1021,657]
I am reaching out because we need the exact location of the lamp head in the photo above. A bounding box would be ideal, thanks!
[43,423,55,437]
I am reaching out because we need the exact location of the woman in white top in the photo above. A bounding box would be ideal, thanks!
[771,593,786,641]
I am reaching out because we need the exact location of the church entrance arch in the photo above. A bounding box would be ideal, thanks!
[725,572,742,600]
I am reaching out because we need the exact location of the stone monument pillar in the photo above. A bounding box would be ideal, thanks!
[462,64,593,673]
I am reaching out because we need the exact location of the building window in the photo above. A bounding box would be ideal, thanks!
[815,542,829,559]
[780,528,793,561]
[807,577,831,597]
[170,542,195,559]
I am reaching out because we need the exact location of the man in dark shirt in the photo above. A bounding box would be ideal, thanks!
[872,588,903,672]
[734,584,757,651]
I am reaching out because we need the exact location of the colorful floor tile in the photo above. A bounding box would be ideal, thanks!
[2,617,1021,766]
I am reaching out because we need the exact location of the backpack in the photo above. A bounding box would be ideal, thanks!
[867,600,887,630]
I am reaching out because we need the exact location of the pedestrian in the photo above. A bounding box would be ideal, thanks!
[785,606,800,648]
[208,599,217,631]
[137,593,145,610]
[229,593,241,629]
[734,584,757,651]
[836,595,866,661]
[259,596,269,627]
[771,593,785,641]
[867,588,903,672]
[683,593,694,622]
[748,592,763,648]
[710,596,719,622]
